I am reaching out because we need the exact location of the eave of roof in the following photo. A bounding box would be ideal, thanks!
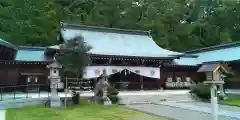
[89,53,179,60]
[163,64,200,68]
[18,46,46,50]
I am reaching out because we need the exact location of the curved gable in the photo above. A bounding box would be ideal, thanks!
[60,22,183,58]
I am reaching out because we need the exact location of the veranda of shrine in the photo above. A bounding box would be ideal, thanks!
[0,22,239,93]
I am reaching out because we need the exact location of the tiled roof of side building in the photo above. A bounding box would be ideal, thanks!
[175,42,240,66]
[15,46,52,62]
[60,22,183,58]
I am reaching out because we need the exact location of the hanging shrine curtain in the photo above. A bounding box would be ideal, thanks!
[83,66,160,79]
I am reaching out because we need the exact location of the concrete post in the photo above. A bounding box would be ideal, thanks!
[211,85,218,120]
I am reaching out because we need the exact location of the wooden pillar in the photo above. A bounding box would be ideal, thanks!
[65,77,68,89]
[140,59,144,90]
[159,63,162,90]
[119,70,124,90]
[140,75,143,90]
[94,78,97,89]
[173,70,176,89]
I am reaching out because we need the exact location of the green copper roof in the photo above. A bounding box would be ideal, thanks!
[0,38,17,50]
[175,43,240,66]
[174,57,200,66]
[60,23,182,58]
[15,46,52,61]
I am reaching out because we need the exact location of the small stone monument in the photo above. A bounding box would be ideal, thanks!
[93,69,112,106]
[198,62,229,120]
[47,58,62,108]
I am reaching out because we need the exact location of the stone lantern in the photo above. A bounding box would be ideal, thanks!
[47,58,62,108]
[197,62,229,120]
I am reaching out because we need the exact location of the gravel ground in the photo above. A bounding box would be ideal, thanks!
[118,90,240,120]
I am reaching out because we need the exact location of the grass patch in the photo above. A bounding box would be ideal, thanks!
[6,101,166,120]
[224,95,240,106]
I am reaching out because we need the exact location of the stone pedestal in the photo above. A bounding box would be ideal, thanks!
[104,99,112,106]
[50,86,61,108]
[219,84,227,100]
[103,88,112,106]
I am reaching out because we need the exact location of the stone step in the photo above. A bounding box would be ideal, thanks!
[119,94,195,105]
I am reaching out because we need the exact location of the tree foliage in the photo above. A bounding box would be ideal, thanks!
[1,0,240,51]
[0,0,64,46]
[56,36,91,77]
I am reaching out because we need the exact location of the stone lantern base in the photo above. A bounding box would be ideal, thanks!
[50,83,62,108]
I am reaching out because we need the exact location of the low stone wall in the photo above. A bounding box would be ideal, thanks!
[119,93,194,105]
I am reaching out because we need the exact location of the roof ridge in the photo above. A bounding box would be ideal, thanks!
[185,42,240,54]
[60,22,151,36]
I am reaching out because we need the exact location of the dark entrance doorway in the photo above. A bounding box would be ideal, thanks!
[19,72,46,92]
[108,69,160,90]
[108,69,142,90]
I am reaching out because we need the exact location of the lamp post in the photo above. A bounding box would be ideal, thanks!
[211,84,218,120]
[197,62,228,120]
[47,58,62,108]
[204,80,224,120]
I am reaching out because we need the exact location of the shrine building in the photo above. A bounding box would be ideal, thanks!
[56,22,185,90]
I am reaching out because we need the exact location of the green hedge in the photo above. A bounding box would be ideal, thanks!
[107,86,119,104]
[190,83,211,100]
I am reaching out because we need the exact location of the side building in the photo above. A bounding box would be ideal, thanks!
[0,39,55,92]
[172,42,240,89]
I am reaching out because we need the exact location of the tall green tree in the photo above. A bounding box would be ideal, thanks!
[1,0,240,52]
[56,0,191,51]
[0,0,64,46]
[56,36,91,78]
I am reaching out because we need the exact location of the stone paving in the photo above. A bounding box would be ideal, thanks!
[126,104,236,120]
[0,110,5,120]
[116,90,240,120]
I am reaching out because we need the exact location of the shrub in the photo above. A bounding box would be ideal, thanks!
[190,83,211,100]
[108,95,119,104]
[107,86,119,104]
[72,91,80,104]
